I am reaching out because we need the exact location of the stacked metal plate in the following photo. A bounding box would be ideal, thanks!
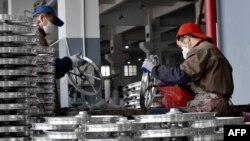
[77,115,139,140]
[0,14,39,140]
[31,111,89,141]
[123,81,163,109]
[32,109,242,141]
[132,108,217,141]
[214,117,245,141]
[36,47,56,116]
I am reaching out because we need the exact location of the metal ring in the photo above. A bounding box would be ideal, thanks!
[67,56,103,96]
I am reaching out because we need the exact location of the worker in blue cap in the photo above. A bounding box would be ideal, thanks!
[33,5,81,79]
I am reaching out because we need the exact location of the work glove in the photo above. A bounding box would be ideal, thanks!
[141,59,155,73]
[69,52,83,68]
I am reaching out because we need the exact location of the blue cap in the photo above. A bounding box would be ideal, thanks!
[33,5,64,27]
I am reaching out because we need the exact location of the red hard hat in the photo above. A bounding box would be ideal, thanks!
[176,22,210,40]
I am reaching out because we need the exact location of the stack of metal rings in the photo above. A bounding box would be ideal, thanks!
[122,81,163,109]
[36,46,56,116]
[0,14,39,141]
[31,108,246,140]
[31,111,89,141]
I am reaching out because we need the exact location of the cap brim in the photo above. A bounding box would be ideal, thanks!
[54,17,64,27]
[190,33,210,40]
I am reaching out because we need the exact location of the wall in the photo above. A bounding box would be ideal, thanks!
[217,0,250,104]
[8,0,34,16]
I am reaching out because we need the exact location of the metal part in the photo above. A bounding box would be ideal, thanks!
[216,117,245,126]
[0,14,37,25]
[0,115,27,121]
[0,69,37,77]
[0,103,29,110]
[0,81,36,87]
[0,36,37,44]
[140,55,159,110]
[37,65,55,74]
[44,117,78,125]
[0,24,36,34]
[67,57,103,96]
[0,137,29,141]
[32,123,78,131]
[0,92,30,99]
[0,46,36,55]
[133,110,216,123]
[0,126,28,133]
[46,131,78,139]
[0,58,37,65]
[90,115,127,124]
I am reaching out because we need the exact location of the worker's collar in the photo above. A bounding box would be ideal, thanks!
[192,39,205,48]
[38,27,46,36]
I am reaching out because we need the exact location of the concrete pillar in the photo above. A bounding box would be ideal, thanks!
[58,0,101,106]
[8,0,34,16]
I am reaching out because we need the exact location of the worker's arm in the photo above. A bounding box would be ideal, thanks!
[151,65,190,85]
[55,57,72,79]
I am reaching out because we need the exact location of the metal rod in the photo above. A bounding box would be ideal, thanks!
[195,0,204,25]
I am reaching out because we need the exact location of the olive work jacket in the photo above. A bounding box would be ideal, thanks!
[180,41,234,97]
[152,41,234,113]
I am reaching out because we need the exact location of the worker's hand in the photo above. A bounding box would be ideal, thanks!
[70,52,83,68]
[141,59,155,73]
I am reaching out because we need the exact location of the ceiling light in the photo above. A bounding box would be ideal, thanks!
[125,45,129,49]
[119,6,125,20]
[140,0,146,9]
[138,58,142,61]
[127,61,131,64]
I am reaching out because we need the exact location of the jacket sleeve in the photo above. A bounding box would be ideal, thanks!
[55,57,72,79]
[152,65,190,86]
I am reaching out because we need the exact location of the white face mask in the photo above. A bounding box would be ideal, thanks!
[182,46,190,59]
[43,18,56,35]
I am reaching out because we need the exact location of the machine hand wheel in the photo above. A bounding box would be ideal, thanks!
[67,56,103,96]
[140,55,159,110]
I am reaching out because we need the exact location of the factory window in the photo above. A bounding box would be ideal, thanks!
[101,65,110,77]
[124,65,137,76]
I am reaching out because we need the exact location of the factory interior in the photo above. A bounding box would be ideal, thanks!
[0,0,250,140]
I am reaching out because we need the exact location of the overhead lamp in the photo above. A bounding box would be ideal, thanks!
[119,6,125,20]
[127,61,131,64]
[138,58,142,61]
[140,0,146,9]
[125,45,129,49]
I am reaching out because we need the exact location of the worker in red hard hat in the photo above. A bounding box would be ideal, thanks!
[142,22,235,116]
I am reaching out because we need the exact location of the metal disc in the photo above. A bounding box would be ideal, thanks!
[0,126,28,133]
[0,46,37,56]
[0,24,36,34]
[0,69,37,77]
[0,137,29,141]
[0,81,36,88]
[0,58,37,66]
[37,65,55,74]
[140,55,159,110]
[0,14,37,26]
[0,36,37,44]
[0,115,27,121]
[67,56,103,96]
[45,131,78,139]
[0,103,28,110]
[0,92,30,99]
